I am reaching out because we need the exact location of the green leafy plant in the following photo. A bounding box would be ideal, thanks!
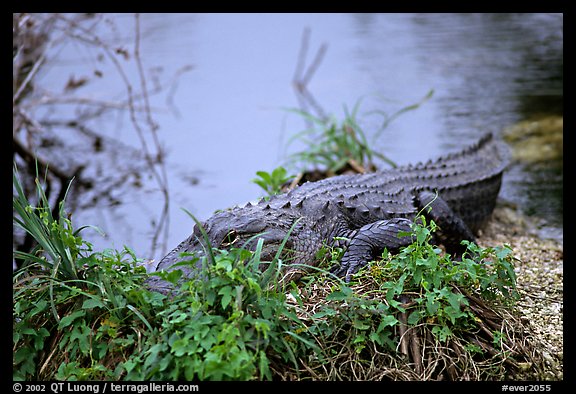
[14,164,158,380]
[13,166,316,380]
[285,92,434,174]
[381,216,518,336]
[252,166,294,197]
[286,100,393,174]
[13,158,526,381]
[13,241,151,380]
[370,89,434,140]
[13,163,87,281]
[123,212,318,380]
[124,244,317,381]
[293,214,520,378]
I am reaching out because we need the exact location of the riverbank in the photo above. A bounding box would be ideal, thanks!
[479,204,563,380]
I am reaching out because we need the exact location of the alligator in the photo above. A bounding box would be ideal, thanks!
[146,133,510,294]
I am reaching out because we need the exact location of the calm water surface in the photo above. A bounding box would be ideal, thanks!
[39,13,563,261]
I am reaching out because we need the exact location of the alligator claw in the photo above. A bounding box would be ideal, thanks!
[329,262,346,279]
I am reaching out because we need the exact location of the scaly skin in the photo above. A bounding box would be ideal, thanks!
[146,133,510,293]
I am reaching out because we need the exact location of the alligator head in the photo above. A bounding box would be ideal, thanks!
[190,208,297,262]
[147,203,318,294]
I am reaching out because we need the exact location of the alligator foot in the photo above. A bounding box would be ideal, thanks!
[330,217,414,282]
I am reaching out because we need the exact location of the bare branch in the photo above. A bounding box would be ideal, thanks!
[134,13,170,257]
[292,27,310,88]
[13,54,46,104]
[292,28,329,123]
[13,13,191,259]
[301,42,327,88]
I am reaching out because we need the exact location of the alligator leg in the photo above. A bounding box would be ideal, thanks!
[331,217,414,282]
[415,190,476,256]
[331,191,478,282]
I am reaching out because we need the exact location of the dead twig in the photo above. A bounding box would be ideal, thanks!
[292,28,329,125]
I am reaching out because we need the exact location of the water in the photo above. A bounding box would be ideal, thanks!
[26,13,563,262]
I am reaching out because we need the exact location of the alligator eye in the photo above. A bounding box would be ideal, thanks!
[222,230,239,247]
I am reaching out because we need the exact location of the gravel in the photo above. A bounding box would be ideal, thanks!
[478,204,563,380]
